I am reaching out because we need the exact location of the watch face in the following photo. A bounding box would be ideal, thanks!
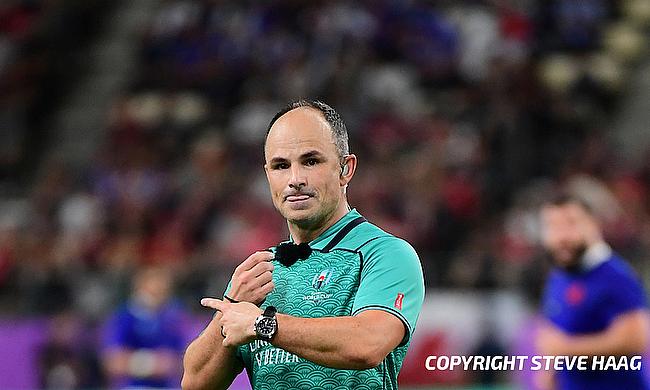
[256,317,277,338]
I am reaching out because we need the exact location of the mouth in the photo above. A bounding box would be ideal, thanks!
[285,194,313,202]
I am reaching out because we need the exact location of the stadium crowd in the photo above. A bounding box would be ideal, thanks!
[1,0,649,388]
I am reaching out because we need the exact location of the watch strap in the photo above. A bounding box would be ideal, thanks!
[263,306,277,318]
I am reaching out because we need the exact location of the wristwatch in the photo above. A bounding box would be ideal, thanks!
[254,306,278,341]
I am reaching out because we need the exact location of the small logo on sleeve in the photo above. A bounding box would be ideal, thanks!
[394,293,404,310]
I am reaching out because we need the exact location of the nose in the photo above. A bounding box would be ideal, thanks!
[288,165,307,190]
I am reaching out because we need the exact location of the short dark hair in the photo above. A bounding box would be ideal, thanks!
[265,99,349,159]
[543,193,594,215]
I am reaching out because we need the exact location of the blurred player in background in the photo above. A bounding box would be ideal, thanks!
[102,266,186,388]
[536,195,650,390]
[182,100,425,390]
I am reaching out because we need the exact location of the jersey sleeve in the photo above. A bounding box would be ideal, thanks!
[224,279,233,297]
[351,237,425,345]
[603,265,648,323]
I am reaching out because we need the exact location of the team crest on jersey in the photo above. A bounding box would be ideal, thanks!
[312,268,334,289]
[565,282,585,306]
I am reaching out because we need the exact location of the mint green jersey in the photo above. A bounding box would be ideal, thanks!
[227,209,425,390]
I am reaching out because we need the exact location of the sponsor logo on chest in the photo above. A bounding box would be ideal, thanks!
[312,268,334,289]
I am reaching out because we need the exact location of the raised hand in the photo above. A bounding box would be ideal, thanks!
[227,251,275,305]
[201,298,262,348]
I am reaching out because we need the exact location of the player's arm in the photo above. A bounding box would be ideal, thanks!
[275,310,404,369]
[204,237,424,370]
[538,309,650,356]
[181,311,243,390]
[182,251,274,390]
[202,299,404,369]
[263,237,421,369]
[104,347,179,381]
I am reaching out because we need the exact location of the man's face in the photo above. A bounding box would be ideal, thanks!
[135,269,172,310]
[264,107,344,230]
[540,203,594,269]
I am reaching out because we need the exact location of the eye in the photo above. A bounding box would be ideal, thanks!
[305,158,319,166]
[272,162,289,170]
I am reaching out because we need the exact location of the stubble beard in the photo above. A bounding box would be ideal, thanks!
[281,196,340,233]
[552,242,588,273]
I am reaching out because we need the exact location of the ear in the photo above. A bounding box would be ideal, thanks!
[264,162,271,181]
[339,154,357,187]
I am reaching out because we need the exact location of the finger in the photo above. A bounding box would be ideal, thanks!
[236,264,272,288]
[258,280,275,296]
[235,251,274,274]
[247,261,274,278]
[250,280,275,303]
[222,332,237,348]
[254,270,273,286]
[237,265,273,293]
[201,298,227,311]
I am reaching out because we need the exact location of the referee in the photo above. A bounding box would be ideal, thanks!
[182,100,425,390]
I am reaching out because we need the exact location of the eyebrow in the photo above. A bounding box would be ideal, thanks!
[269,150,325,164]
[301,150,324,159]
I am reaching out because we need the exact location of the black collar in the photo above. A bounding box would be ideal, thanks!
[274,216,366,266]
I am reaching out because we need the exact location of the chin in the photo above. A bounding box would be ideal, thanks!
[282,207,315,222]
[557,259,578,269]
[552,252,582,270]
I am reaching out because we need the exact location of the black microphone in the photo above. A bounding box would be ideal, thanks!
[275,242,312,267]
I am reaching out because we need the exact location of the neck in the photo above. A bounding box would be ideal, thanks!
[288,201,350,244]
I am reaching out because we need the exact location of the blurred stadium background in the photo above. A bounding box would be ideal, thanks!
[1,0,650,388]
